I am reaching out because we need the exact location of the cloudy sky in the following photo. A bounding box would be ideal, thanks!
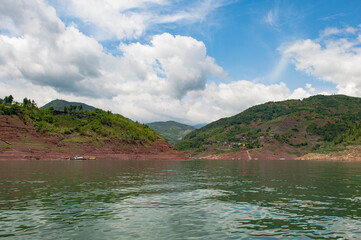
[1,0,361,124]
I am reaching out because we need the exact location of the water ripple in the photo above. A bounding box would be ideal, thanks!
[0,159,360,239]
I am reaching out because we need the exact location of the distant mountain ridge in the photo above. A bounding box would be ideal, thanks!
[147,121,195,145]
[193,123,207,129]
[176,95,361,159]
[41,99,95,111]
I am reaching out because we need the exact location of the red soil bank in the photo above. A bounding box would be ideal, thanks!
[0,115,187,160]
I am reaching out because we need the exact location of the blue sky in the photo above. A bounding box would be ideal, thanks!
[167,0,361,90]
[0,0,361,124]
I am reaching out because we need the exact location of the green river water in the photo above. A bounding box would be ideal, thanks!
[0,159,360,239]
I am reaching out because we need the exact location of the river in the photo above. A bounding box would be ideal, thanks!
[0,159,360,239]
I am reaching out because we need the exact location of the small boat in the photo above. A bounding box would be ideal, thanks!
[72,156,96,160]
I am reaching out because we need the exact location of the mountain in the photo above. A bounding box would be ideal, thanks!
[176,95,361,160]
[193,123,207,129]
[41,99,95,111]
[0,96,186,160]
[147,121,195,145]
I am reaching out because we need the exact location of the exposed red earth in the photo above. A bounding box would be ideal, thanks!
[0,115,187,160]
[1,115,359,161]
[192,141,361,161]
[195,145,361,161]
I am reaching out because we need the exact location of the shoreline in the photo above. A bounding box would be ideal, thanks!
[0,146,188,161]
[186,145,361,162]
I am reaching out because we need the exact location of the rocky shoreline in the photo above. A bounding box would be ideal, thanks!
[296,145,361,161]
[188,145,361,161]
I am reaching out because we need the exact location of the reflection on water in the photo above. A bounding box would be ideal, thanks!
[0,160,360,239]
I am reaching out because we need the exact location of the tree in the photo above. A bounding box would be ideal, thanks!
[8,95,14,104]
[78,105,83,111]
[68,105,77,113]
[63,106,68,113]
[23,97,29,107]
[31,100,37,108]
[4,95,14,104]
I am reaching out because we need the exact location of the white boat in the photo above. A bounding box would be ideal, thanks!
[72,156,96,160]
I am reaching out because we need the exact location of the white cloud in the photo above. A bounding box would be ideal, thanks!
[183,81,316,123]
[289,83,315,99]
[0,0,108,96]
[118,33,226,98]
[0,78,315,124]
[264,8,279,29]
[105,81,314,124]
[282,26,361,97]
[0,0,63,37]
[320,13,347,21]
[54,0,230,40]
[0,0,318,125]
[320,26,357,39]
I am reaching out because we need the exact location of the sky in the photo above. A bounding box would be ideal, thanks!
[1,0,361,125]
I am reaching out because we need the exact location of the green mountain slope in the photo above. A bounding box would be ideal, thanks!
[176,95,361,157]
[41,99,95,111]
[147,121,195,145]
[1,96,160,142]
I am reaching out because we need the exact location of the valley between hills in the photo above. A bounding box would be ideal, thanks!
[0,94,360,161]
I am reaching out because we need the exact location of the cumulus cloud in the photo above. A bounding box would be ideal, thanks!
[0,0,317,124]
[183,81,316,123]
[0,0,106,96]
[0,0,227,98]
[118,33,226,98]
[108,81,314,124]
[282,26,361,96]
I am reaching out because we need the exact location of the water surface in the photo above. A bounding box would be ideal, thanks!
[0,159,360,239]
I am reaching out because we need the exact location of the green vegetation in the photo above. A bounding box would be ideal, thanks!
[147,121,195,145]
[313,145,347,154]
[176,95,361,154]
[334,122,361,145]
[1,95,160,142]
[41,99,95,112]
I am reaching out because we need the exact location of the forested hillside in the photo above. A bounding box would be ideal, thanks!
[0,95,187,160]
[176,95,361,158]
[1,96,158,141]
